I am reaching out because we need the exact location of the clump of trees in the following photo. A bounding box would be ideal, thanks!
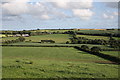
[66,41,70,44]
[109,37,120,48]
[70,36,108,45]
[81,45,89,51]
[91,46,101,53]
[75,45,101,53]
[69,33,120,49]
[2,37,25,44]
[18,37,25,42]
[40,40,55,43]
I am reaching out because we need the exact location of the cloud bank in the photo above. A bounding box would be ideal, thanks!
[2,0,94,20]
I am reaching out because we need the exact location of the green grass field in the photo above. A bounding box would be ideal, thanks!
[77,30,119,35]
[1,34,70,43]
[101,51,120,58]
[2,47,118,78]
[1,37,18,42]
[76,35,120,40]
[76,35,109,40]
[9,42,115,50]
[25,34,70,43]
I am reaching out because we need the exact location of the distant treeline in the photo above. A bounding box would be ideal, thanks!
[76,32,120,37]
[69,35,120,48]
[1,29,120,37]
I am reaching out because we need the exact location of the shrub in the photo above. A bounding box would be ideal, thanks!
[81,45,89,51]
[15,60,20,62]
[91,46,101,53]
[66,41,69,44]
[18,37,25,42]
[24,61,33,64]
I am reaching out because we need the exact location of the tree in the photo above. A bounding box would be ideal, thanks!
[81,45,89,51]
[108,37,120,48]
[18,37,25,42]
[66,41,70,44]
[91,46,101,53]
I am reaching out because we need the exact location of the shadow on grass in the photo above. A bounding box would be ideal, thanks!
[74,46,120,64]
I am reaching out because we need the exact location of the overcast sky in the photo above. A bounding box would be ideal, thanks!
[1,0,119,30]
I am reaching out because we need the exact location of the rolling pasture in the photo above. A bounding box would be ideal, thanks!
[102,51,120,58]
[2,47,118,78]
[1,29,120,78]
[0,37,18,43]
[1,37,18,41]
[9,42,115,51]
[25,34,70,43]
[76,35,110,40]
[76,35,120,40]
[77,30,119,34]
[1,34,70,44]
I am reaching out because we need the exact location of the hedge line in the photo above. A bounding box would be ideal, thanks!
[1,45,73,47]
[1,44,120,51]
[74,46,120,64]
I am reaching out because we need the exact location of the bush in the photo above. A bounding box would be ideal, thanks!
[81,45,89,51]
[15,60,20,62]
[91,46,101,53]
[18,37,25,42]
[24,61,33,64]
[66,41,69,44]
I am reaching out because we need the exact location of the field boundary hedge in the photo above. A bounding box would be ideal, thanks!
[1,44,120,51]
[1,45,73,47]
[74,46,120,64]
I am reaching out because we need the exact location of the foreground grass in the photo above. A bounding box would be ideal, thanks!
[3,59,118,78]
[2,47,118,78]
[2,47,108,61]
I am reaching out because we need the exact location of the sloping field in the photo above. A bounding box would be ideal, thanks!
[25,34,70,43]
[1,37,18,41]
[1,34,70,43]
[77,30,119,34]
[2,47,118,78]
[102,51,120,58]
[76,35,120,40]
[76,35,109,40]
[8,42,115,50]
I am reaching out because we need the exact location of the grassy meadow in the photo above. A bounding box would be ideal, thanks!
[1,37,18,41]
[25,34,70,43]
[77,30,119,34]
[76,35,110,40]
[2,47,118,78]
[9,42,115,50]
[1,29,120,78]
[1,34,70,43]
[102,51,120,58]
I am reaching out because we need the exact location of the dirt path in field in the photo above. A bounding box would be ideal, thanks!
[42,58,118,64]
